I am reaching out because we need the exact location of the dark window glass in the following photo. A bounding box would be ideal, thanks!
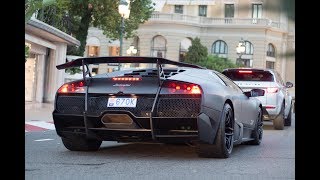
[216,72,243,92]
[212,40,228,54]
[222,70,274,82]
[199,5,207,17]
[244,41,254,55]
[266,61,275,69]
[267,44,275,57]
[225,4,234,18]
[252,4,262,18]
[175,5,183,14]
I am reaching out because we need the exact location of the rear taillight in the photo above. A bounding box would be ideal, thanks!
[161,81,202,94]
[265,105,276,109]
[58,80,85,93]
[266,87,279,93]
[112,77,141,81]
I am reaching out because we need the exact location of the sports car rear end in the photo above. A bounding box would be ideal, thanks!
[53,58,203,144]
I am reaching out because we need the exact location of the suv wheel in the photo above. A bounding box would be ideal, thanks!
[245,108,263,145]
[285,103,292,126]
[273,103,285,130]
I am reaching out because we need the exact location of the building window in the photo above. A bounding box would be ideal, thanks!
[151,35,167,58]
[87,46,100,57]
[179,38,192,62]
[133,36,140,56]
[244,41,254,55]
[174,5,183,14]
[199,5,207,17]
[109,46,120,56]
[267,43,276,57]
[266,61,275,69]
[252,4,262,18]
[225,4,234,18]
[212,40,228,55]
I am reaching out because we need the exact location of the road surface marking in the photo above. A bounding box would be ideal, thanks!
[25,124,48,132]
[25,121,55,130]
[34,139,54,142]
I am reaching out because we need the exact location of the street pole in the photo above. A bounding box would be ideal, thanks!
[118,16,124,70]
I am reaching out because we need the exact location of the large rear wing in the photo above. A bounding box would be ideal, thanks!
[56,56,205,84]
[56,56,204,70]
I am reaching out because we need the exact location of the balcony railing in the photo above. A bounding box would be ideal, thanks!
[149,13,286,30]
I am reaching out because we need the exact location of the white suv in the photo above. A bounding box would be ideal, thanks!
[222,68,294,130]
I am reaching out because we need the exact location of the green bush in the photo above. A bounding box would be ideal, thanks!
[201,55,238,72]
[185,37,208,64]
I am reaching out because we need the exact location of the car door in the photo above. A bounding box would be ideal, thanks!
[216,72,257,127]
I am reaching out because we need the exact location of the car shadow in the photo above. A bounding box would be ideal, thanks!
[60,140,265,160]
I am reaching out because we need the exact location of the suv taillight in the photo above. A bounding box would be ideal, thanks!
[58,80,85,93]
[161,81,201,94]
[266,87,279,93]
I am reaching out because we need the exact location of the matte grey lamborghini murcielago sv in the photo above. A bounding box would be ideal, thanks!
[53,56,265,158]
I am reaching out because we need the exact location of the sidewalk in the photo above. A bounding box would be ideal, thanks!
[25,102,54,122]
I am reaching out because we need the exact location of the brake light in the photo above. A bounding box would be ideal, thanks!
[112,77,141,81]
[266,87,279,93]
[58,80,85,93]
[162,81,201,94]
[239,70,252,73]
[265,105,276,109]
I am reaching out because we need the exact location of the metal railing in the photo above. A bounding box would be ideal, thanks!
[149,13,287,30]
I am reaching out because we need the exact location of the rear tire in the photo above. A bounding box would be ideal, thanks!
[246,108,263,145]
[61,135,102,151]
[273,103,285,130]
[196,103,234,158]
[284,103,292,126]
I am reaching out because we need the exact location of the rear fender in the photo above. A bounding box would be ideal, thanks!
[197,106,221,144]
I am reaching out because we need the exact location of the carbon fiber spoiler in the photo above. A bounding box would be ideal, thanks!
[56,56,204,70]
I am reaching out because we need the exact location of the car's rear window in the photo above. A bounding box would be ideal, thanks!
[222,70,274,81]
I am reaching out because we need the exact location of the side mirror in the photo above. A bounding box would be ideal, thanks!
[285,82,293,88]
[244,89,265,97]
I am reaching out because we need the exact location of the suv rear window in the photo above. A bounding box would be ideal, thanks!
[222,70,274,81]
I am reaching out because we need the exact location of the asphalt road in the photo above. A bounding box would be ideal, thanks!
[25,114,295,180]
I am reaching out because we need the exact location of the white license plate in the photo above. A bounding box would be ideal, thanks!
[107,98,137,107]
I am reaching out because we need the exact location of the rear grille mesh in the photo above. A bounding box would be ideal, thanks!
[56,95,201,118]
[56,96,85,114]
[157,97,200,117]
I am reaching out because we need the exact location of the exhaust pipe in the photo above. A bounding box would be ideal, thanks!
[101,114,139,129]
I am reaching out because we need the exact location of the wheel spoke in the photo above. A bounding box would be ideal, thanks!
[226,127,234,131]
[224,108,234,151]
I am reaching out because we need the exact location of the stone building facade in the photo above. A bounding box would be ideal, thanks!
[84,0,294,84]
[25,18,80,103]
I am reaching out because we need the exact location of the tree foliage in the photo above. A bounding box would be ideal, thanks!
[199,55,238,72]
[184,37,208,64]
[25,0,154,56]
[25,45,30,62]
[185,38,237,72]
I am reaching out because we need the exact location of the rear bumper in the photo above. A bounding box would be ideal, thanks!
[53,107,221,144]
[53,111,199,143]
